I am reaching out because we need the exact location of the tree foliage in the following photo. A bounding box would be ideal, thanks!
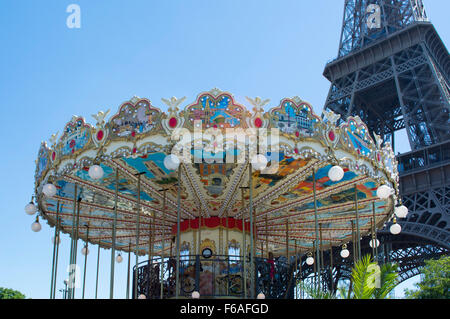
[404,255,450,299]
[0,287,26,299]
[299,255,399,299]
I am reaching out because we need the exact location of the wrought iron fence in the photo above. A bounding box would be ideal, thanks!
[133,255,295,299]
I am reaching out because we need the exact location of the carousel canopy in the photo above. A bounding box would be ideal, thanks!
[34,88,399,257]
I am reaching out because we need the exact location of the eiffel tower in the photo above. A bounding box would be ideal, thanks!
[309,0,450,289]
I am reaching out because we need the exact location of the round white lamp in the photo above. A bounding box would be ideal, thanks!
[376,185,392,199]
[25,198,37,215]
[369,238,380,248]
[138,294,146,299]
[163,154,180,170]
[328,165,344,182]
[390,219,402,235]
[43,183,57,197]
[306,256,314,265]
[191,291,200,299]
[395,205,408,218]
[116,254,123,263]
[251,154,268,171]
[88,164,104,180]
[340,244,350,258]
[31,218,42,232]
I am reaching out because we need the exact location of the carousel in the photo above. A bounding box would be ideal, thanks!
[27,88,407,299]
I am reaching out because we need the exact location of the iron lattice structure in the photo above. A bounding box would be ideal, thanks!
[321,0,450,290]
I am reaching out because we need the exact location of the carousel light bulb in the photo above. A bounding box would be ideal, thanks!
[31,220,41,232]
[340,248,350,258]
[88,164,104,180]
[191,291,200,299]
[138,294,146,299]
[328,165,344,182]
[395,205,408,218]
[306,256,314,265]
[81,247,89,255]
[257,292,266,299]
[390,222,402,235]
[25,202,37,215]
[163,154,180,170]
[376,185,392,199]
[369,238,380,248]
[52,235,61,245]
[43,183,57,197]
[251,154,268,171]
[116,254,123,263]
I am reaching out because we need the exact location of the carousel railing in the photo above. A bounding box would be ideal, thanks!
[132,254,296,299]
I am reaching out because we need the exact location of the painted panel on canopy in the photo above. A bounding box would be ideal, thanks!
[269,98,321,137]
[183,93,249,130]
[73,164,154,202]
[36,143,50,180]
[59,117,92,156]
[109,98,161,138]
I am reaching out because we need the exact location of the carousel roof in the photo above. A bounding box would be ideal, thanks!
[34,88,399,256]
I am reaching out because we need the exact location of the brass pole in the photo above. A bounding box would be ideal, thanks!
[134,173,142,299]
[351,220,356,265]
[312,169,321,291]
[82,226,89,299]
[160,189,167,299]
[68,184,77,299]
[95,244,100,299]
[265,214,268,258]
[372,202,378,262]
[355,185,361,260]
[72,195,81,299]
[319,223,324,285]
[329,240,334,294]
[241,187,247,299]
[126,243,131,299]
[248,165,255,298]
[285,218,289,259]
[175,166,182,298]
[50,201,60,298]
[110,167,119,299]
[52,209,61,299]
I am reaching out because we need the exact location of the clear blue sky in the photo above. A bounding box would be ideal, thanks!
[0,0,448,299]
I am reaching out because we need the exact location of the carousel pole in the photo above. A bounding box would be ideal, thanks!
[68,184,77,299]
[134,172,143,299]
[240,187,247,299]
[126,243,131,299]
[354,185,361,261]
[110,167,119,299]
[294,239,298,299]
[52,210,61,299]
[198,207,202,255]
[160,188,168,299]
[72,195,81,299]
[265,215,268,258]
[319,223,324,287]
[312,169,321,292]
[312,241,317,291]
[248,164,255,299]
[351,220,356,264]
[372,202,378,262]
[50,201,60,299]
[175,165,182,299]
[329,240,334,294]
[95,244,100,299]
[285,219,289,260]
[82,226,89,299]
